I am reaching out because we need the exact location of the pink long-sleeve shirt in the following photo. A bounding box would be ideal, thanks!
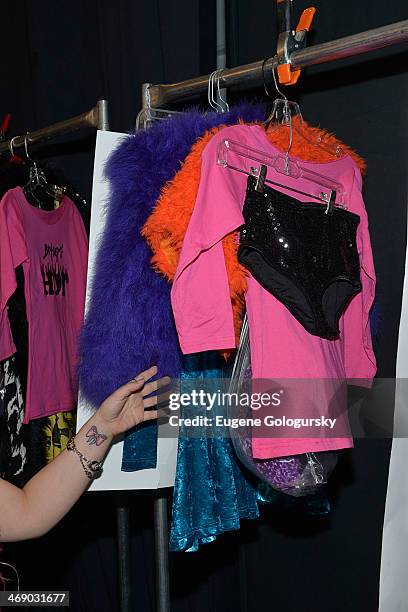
[171,124,377,459]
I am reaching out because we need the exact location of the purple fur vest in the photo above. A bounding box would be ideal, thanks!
[78,103,266,406]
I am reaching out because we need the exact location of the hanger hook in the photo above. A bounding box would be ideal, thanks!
[24,133,35,162]
[262,58,274,99]
[145,85,152,110]
[269,62,293,170]
[211,71,219,111]
[207,72,215,110]
[9,135,18,158]
[261,58,288,101]
[263,59,292,135]
[271,61,288,102]
[145,86,153,121]
[215,69,229,112]
[208,70,224,113]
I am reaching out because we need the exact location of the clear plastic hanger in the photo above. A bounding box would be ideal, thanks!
[135,85,183,130]
[217,137,346,207]
[262,60,343,159]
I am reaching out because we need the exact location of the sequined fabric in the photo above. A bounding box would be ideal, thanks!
[238,176,362,339]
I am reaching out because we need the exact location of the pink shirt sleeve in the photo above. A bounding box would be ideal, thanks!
[171,129,248,354]
[340,167,377,384]
[0,192,29,360]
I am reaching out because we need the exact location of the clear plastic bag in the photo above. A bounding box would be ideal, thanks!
[228,315,338,497]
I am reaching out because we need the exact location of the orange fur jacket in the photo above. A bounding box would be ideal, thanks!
[142,120,365,345]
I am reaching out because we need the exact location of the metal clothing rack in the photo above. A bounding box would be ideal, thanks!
[141,9,408,612]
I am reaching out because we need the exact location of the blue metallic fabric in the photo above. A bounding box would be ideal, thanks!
[169,351,263,552]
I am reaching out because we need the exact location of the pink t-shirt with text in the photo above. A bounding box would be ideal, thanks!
[0,187,88,423]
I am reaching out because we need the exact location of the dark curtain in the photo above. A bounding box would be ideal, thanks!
[227,1,408,611]
[0,0,216,202]
[1,1,408,611]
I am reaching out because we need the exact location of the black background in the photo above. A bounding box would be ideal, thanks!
[1,1,407,610]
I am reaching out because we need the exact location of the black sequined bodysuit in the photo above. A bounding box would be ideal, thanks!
[238,176,362,339]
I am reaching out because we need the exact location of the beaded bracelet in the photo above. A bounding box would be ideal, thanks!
[66,438,104,480]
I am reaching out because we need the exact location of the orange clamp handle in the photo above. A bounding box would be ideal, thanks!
[296,7,316,33]
[278,6,316,85]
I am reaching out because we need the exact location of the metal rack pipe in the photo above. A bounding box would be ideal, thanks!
[0,100,107,154]
[147,19,408,107]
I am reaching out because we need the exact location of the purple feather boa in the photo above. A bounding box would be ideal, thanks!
[78,103,266,407]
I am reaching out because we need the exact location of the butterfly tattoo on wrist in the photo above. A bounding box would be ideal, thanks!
[86,425,108,446]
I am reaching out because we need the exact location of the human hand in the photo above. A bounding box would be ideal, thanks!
[96,366,170,438]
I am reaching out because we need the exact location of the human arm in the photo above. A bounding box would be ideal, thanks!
[0,366,169,542]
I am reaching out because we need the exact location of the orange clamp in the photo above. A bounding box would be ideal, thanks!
[278,6,316,86]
